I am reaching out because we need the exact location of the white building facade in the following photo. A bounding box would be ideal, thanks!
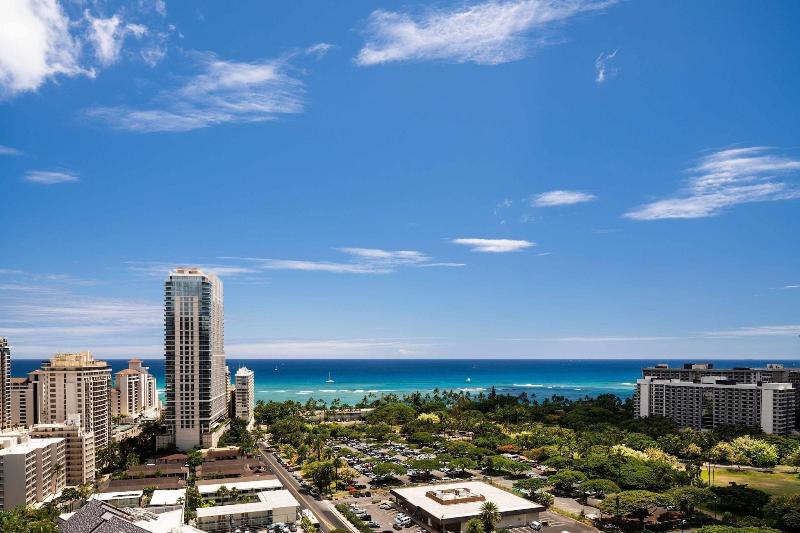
[234,367,255,424]
[0,432,66,509]
[635,376,795,435]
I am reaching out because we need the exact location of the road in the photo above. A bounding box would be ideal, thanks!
[258,443,351,533]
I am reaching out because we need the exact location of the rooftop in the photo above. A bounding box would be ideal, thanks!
[256,489,301,509]
[90,491,143,501]
[198,478,282,494]
[391,482,544,520]
[196,500,273,518]
[148,489,185,507]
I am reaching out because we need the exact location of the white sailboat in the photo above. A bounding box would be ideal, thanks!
[326,371,335,383]
[466,377,471,383]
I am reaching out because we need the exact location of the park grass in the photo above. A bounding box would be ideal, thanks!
[702,466,800,497]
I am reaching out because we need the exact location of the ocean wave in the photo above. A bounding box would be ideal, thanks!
[512,383,544,388]
[296,390,314,395]
[619,382,636,386]
[259,390,287,393]
[319,389,337,393]
[458,387,487,393]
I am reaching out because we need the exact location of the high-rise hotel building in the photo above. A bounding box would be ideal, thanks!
[38,352,111,455]
[0,338,11,430]
[235,367,255,424]
[164,268,228,450]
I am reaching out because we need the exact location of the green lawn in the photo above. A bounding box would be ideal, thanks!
[702,467,800,497]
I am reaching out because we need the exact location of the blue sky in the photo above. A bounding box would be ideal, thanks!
[1,0,799,360]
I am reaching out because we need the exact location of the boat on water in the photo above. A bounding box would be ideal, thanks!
[326,371,335,383]
[466,377,471,383]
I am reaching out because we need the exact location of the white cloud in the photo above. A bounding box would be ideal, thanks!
[783,284,800,289]
[0,145,24,155]
[355,0,615,66]
[0,0,90,95]
[229,247,463,275]
[452,238,535,253]
[126,261,259,278]
[227,338,433,358]
[625,147,800,220]
[594,48,617,83]
[305,42,333,58]
[0,0,170,96]
[85,13,148,66]
[83,53,305,132]
[532,189,596,206]
[23,169,79,184]
[702,325,800,338]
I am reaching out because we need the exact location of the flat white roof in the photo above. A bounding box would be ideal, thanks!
[133,509,184,533]
[392,482,543,520]
[198,478,282,494]
[90,490,143,501]
[0,436,64,455]
[256,489,300,509]
[196,501,272,517]
[149,488,186,506]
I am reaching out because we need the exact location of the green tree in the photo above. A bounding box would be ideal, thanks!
[598,490,673,529]
[372,462,406,479]
[466,518,485,533]
[301,515,318,533]
[763,493,800,531]
[730,436,779,467]
[547,470,587,496]
[513,478,547,494]
[711,482,770,516]
[580,478,621,498]
[479,501,501,533]
[668,486,711,519]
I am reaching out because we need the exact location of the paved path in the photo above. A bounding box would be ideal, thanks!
[258,443,351,533]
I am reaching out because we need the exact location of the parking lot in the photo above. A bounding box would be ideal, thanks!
[339,498,596,533]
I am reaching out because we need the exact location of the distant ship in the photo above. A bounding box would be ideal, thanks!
[466,377,472,383]
[326,372,335,383]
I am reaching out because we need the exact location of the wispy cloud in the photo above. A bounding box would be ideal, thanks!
[355,0,616,66]
[782,284,800,289]
[625,147,800,220]
[594,49,618,83]
[127,261,260,278]
[532,189,596,207]
[232,247,463,275]
[227,338,434,358]
[0,0,173,97]
[452,238,535,253]
[305,42,334,58]
[0,145,24,156]
[85,13,148,67]
[505,335,677,342]
[701,325,800,338]
[23,170,79,184]
[83,52,305,132]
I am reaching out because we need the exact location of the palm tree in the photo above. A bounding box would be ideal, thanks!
[479,501,500,533]
[49,463,64,494]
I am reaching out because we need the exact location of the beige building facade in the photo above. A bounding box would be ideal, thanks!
[30,419,95,485]
[38,352,111,460]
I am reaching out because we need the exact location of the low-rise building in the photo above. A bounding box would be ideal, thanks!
[89,490,143,508]
[147,488,185,512]
[30,419,95,485]
[391,482,544,533]
[0,432,66,509]
[195,490,299,533]
[635,376,796,434]
[197,478,282,503]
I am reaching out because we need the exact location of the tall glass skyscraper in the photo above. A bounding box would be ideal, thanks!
[164,268,228,450]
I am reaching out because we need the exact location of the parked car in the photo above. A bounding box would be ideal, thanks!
[529,521,542,531]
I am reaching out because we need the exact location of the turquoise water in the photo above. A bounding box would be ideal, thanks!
[11,358,800,404]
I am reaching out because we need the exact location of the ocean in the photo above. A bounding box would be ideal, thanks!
[10,358,800,405]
